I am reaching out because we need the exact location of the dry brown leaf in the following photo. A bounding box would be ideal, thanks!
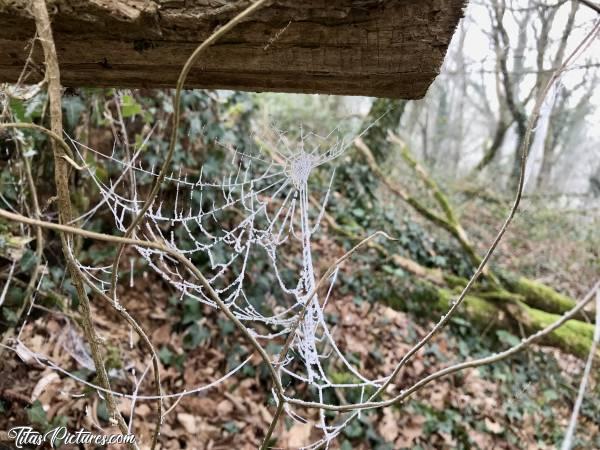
[223,391,247,413]
[284,422,312,448]
[378,408,399,442]
[177,412,198,434]
[216,399,234,416]
[429,383,449,410]
[258,405,273,424]
[183,396,217,416]
[411,359,425,377]
[31,371,60,402]
[152,323,172,346]
[484,417,504,434]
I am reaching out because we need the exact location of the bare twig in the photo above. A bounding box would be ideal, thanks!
[24,0,271,446]
[561,289,600,450]
[261,231,395,447]
[0,205,284,393]
[349,17,600,409]
[0,135,45,359]
[282,280,600,412]
[576,0,600,14]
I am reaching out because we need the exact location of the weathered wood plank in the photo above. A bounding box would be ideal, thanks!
[0,0,465,98]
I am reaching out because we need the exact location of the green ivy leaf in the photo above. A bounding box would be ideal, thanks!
[343,421,364,438]
[158,346,173,365]
[182,298,202,325]
[97,400,109,422]
[20,248,37,272]
[26,400,48,427]
[121,95,142,118]
[543,389,559,402]
[341,441,353,450]
[223,421,239,433]
[496,330,521,347]
[183,322,210,349]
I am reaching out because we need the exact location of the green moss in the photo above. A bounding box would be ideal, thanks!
[386,281,594,359]
[477,290,525,303]
[436,288,499,325]
[383,294,407,312]
[519,302,595,359]
[330,371,362,386]
[507,276,576,315]
[443,274,469,289]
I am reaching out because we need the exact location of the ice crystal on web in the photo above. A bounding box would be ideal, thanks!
[69,126,384,447]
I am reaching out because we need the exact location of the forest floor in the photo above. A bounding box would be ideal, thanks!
[1,278,598,448]
[0,194,598,450]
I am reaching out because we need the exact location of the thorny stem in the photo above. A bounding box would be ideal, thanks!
[29,1,136,448]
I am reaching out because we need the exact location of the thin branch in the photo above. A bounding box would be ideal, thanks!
[282,280,600,412]
[576,0,600,14]
[260,400,284,450]
[260,231,395,447]
[0,136,45,359]
[369,17,600,403]
[29,0,134,446]
[561,289,600,450]
[0,205,284,394]
[288,16,600,416]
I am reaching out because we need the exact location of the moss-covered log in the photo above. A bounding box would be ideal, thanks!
[410,283,598,360]
[502,275,583,318]
[508,300,597,359]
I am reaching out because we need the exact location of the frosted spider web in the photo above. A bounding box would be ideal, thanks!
[67,125,388,448]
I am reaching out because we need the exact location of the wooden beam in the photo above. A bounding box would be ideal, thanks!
[0,0,465,98]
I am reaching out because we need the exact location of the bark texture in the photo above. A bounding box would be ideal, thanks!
[0,0,465,98]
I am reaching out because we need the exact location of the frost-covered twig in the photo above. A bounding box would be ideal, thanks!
[0,134,45,359]
[261,230,396,448]
[347,17,600,413]
[0,206,285,389]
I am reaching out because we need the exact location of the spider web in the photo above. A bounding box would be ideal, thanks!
[68,126,386,447]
